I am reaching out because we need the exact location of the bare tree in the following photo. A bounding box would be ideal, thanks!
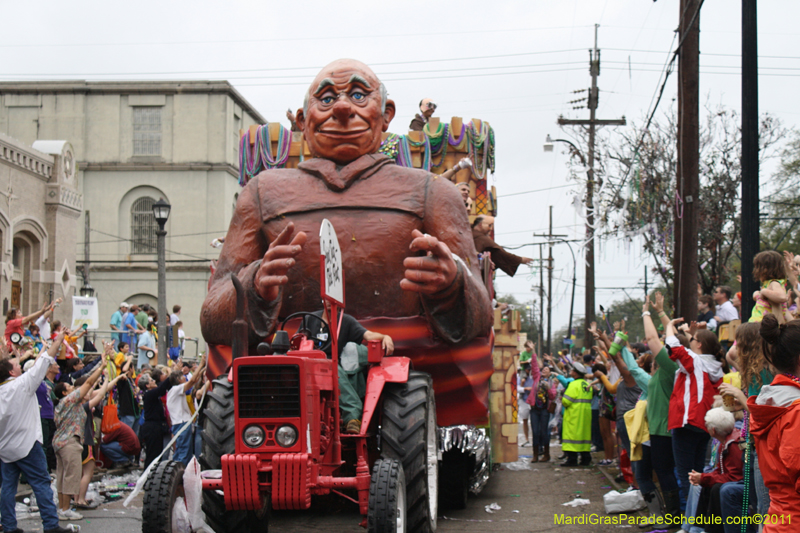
[566,103,788,298]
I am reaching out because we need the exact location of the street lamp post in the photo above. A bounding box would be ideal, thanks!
[544,135,594,350]
[152,198,171,366]
[79,283,94,298]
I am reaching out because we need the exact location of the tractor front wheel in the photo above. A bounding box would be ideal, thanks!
[201,376,270,533]
[142,460,185,533]
[380,371,438,533]
[368,458,407,533]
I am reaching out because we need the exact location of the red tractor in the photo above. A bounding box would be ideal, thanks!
[142,220,439,533]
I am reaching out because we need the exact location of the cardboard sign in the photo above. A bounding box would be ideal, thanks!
[71,296,99,330]
[319,219,344,306]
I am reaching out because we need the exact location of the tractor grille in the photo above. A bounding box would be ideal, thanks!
[237,365,301,418]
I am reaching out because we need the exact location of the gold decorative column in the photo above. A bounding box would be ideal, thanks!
[490,307,521,464]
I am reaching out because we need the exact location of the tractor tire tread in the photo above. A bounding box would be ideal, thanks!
[380,371,436,533]
[367,458,404,533]
[142,460,185,533]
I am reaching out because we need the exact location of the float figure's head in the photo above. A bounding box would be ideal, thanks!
[296,59,396,165]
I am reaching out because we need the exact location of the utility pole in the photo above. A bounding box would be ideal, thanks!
[539,244,544,356]
[674,0,702,322]
[534,206,568,356]
[644,266,648,299]
[557,24,626,350]
[547,207,553,356]
[740,0,758,321]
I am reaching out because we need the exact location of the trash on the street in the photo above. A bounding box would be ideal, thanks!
[603,489,645,513]
[172,496,192,533]
[442,516,517,523]
[183,457,214,533]
[562,498,591,507]
[484,502,502,513]
[502,459,531,471]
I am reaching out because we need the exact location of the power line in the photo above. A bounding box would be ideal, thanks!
[0,56,587,78]
[497,183,575,198]
[90,228,211,261]
[605,47,800,60]
[0,28,594,49]
[78,229,227,246]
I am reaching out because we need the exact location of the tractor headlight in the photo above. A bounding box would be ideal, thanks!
[276,425,298,448]
[243,425,265,448]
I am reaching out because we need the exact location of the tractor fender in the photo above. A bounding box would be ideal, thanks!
[360,356,410,432]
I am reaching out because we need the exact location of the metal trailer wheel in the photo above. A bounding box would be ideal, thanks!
[142,460,185,533]
[380,371,438,532]
[201,376,270,533]
[368,458,407,533]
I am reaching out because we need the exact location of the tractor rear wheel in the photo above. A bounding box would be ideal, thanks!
[142,460,185,533]
[380,371,438,533]
[368,458,407,533]
[201,376,269,533]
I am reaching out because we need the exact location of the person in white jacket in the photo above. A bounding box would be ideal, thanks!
[0,331,79,533]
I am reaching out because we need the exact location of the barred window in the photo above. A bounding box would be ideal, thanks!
[131,197,157,254]
[133,107,162,156]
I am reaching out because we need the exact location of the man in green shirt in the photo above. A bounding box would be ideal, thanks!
[641,293,681,522]
[135,304,150,330]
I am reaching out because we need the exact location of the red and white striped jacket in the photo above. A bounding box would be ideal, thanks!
[665,336,724,431]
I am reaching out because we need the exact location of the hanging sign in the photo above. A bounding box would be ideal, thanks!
[71,296,99,330]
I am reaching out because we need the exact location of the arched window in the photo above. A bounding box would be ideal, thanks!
[131,197,157,254]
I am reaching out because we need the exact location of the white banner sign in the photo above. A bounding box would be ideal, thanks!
[71,296,99,330]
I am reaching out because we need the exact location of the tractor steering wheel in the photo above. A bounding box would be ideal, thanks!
[280,312,332,355]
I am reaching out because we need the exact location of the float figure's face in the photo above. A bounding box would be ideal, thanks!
[297,60,395,165]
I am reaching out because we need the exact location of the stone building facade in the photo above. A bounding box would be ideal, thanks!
[0,82,265,350]
[0,132,81,325]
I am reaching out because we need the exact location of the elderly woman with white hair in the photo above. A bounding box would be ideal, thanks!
[681,407,744,533]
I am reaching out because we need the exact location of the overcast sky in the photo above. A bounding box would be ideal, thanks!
[3,0,798,339]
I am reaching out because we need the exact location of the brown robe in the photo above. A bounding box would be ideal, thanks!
[472,228,526,277]
[408,113,426,131]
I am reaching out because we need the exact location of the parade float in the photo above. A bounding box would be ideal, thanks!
[143,59,524,533]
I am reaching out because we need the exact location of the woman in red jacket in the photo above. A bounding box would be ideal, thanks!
[665,318,725,510]
[687,407,743,533]
[748,314,800,532]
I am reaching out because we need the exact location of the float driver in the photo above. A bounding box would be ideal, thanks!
[301,300,394,434]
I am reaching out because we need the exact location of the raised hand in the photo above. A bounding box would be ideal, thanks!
[653,292,664,313]
[400,230,458,296]
[254,222,308,302]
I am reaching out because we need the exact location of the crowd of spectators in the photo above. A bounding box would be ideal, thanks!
[517,249,800,532]
[0,298,206,531]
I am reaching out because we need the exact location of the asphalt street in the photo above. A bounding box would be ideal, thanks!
[14,427,634,533]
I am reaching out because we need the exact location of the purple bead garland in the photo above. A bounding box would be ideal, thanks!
[448,123,466,146]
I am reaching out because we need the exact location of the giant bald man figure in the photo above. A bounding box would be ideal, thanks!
[201,59,493,426]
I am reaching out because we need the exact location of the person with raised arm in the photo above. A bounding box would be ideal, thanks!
[0,331,79,533]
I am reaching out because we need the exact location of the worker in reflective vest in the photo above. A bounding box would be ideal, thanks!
[560,362,593,467]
